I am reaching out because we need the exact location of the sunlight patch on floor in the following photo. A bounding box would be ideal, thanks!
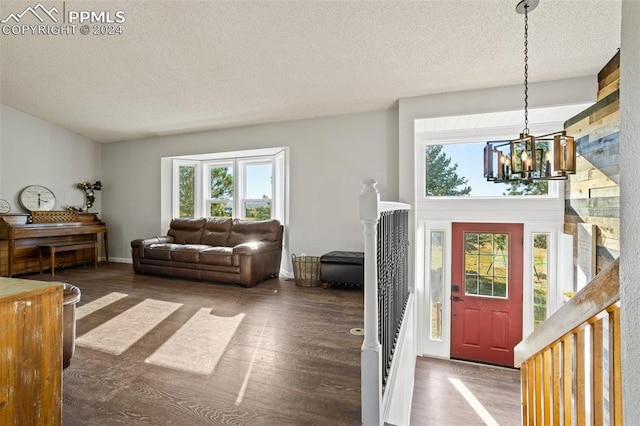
[449,377,499,426]
[77,299,182,355]
[76,292,128,320]
[146,308,244,375]
[235,309,271,406]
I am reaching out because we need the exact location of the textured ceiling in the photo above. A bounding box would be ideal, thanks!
[0,1,621,143]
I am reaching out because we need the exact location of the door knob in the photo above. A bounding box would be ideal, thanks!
[452,295,464,302]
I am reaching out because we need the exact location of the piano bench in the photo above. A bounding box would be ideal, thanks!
[38,241,98,277]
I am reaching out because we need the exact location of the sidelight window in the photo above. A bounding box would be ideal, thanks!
[532,233,550,328]
[429,231,445,341]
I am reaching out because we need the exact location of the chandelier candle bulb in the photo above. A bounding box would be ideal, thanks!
[545,151,551,177]
[521,150,527,174]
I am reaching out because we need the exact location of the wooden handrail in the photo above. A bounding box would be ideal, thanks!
[514,258,622,425]
[514,258,619,366]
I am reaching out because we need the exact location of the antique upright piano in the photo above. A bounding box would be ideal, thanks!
[0,211,108,277]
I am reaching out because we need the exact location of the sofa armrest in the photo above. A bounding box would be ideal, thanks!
[131,236,175,259]
[131,236,174,248]
[233,241,280,255]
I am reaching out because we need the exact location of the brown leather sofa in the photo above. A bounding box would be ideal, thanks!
[131,218,283,287]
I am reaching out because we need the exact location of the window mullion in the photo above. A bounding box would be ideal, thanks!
[237,158,243,219]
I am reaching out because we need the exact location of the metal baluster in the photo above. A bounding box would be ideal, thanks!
[384,212,390,378]
[377,215,383,386]
[376,209,412,391]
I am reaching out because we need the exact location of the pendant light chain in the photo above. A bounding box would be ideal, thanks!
[523,5,529,135]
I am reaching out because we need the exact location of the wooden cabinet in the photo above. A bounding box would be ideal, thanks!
[0,278,63,425]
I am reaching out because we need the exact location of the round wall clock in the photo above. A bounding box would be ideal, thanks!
[19,185,56,211]
[0,199,10,214]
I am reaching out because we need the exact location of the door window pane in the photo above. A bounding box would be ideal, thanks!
[533,233,549,328]
[178,165,196,218]
[465,274,479,295]
[429,231,444,341]
[465,233,479,253]
[464,232,509,298]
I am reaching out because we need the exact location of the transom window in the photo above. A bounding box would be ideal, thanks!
[464,232,509,298]
[425,143,549,197]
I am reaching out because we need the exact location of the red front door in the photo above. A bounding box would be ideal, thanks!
[450,222,523,367]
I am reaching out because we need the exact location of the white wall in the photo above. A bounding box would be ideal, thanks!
[619,1,640,423]
[101,109,399,268]
[0,104,102,214]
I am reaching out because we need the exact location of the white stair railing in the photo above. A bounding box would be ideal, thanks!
[360,179,414,426]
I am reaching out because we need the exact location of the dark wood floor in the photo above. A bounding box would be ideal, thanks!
[411,358,521,425]
[21,264,521,425]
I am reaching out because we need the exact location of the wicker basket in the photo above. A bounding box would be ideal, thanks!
[291,254,321,287]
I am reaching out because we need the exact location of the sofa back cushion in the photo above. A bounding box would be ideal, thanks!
[227,219,281,246]
[167,218,206,244]
[201,218,232,246]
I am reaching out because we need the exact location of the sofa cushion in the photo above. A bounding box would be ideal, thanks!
[167,218,206,244]
[200,247,234,266]
[170,244,211,263]
[201,218,232,246]
[144,243,181,261]
[227,219,280,246]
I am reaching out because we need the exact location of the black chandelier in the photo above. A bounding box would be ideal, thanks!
[484,0,576,184]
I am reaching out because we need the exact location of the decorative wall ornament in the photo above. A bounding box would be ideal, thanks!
[66,181,102,212]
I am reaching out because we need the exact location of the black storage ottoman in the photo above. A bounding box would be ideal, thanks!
[320,251,364,288]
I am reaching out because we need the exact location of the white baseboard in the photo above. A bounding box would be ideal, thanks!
[280,268,293,279]
[102,257,132,264]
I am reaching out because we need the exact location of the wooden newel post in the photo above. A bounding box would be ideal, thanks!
[360,178,382,426]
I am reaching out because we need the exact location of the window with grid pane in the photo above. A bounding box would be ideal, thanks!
[464,232,509,298]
